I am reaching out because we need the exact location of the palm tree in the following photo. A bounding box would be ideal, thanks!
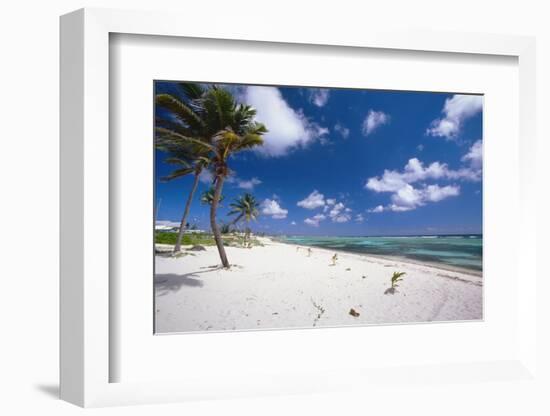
[156,85,267,268]
[155,83,212,253]
[203,89,267,267]
[157,146,211,253]
[228,193,260,246]
[200,187,223,206]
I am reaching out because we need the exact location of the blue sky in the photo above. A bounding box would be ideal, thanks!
[155,82,483,236]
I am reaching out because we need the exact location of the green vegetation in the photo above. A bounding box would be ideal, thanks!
[155,232,215,246]
[155,231,264,249]
[384,271,406,295]
[391,271,406,289]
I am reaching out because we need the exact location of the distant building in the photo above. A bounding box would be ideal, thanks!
[155,224,206,234]
[155,224,178,232]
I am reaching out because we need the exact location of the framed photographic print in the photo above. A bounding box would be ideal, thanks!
[60,7,539,408]
[153,81,484,334]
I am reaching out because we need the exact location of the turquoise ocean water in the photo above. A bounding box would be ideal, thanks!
[281,235,482,272]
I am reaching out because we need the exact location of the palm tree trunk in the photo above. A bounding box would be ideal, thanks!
[173,171,200,253]
[210,175,230,268]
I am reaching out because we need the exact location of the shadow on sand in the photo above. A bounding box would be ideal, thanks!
[155,266,225,295]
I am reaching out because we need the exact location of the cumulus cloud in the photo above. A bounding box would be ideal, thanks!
[423,184,460,202]
[309,88,330,107]
[297,190,326,210]
[369,184,460,213]
[334,123,350,139]
[426,94,483,139]
[328,202,351,223]
[362,110,390,136]
[461,140,483,169]
[237,177,262,190]
[368,205,385,213]
[199,169,214,184]
[291,221,297,225]
[364,147,481,213]
[304,213,326,227]
[355,213,365,223]
[261,199,288,219]
[298,191,352,224]
[365,156,481,193]
[201,170,263,191]
[238,86,328,156]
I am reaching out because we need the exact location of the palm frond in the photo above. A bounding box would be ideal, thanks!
[155,127,217,154]
[155,94,204,129]
[178,82,206,101]
[160,167,195,182]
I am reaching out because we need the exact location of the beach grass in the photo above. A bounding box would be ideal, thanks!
[155,231,263,248]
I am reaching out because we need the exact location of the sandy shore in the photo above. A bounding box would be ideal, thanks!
[154,238,482,333]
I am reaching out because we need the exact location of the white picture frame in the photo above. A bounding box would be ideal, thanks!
[60,7,538,407]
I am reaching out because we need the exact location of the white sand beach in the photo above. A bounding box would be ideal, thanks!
[155,238,482,333]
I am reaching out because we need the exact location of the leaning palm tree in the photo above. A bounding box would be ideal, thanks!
[204,91,267,267]
[156,86,267,268]
[228,193,260,246]
[155,83,212,253]
[157,146,211,253]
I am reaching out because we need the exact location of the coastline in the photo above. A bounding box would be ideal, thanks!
[274,238,483,278]
[155,237,483,333]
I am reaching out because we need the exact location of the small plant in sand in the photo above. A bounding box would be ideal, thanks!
[384,271,406,295]
[307,248,312,257]
[311,299,326,327]
[331,253,338,266]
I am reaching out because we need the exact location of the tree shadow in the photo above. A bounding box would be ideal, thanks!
[155,272,209,295]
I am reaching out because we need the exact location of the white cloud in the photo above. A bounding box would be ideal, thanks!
[334,123,350,139]
[423,184,460,202]
[202,170,262,190]
[368,184,460,213]
[304,213,326,227]
[297,190,326,210]
[461,140,483,169]
[391,184,423,208]
[355,213,365,223]
[327,202,351,223]
[238,86,328,156]
[309,88,330,107]
[365,156,480,193]
[362,110,390,136]
[426,95,483,139]
[297,191,351,223]
[199,169,214,184]
[291,221,297,225]
[368,205,385,213]
[237,177,262,190]
[261,199,288,219]
[364,152,478,212]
